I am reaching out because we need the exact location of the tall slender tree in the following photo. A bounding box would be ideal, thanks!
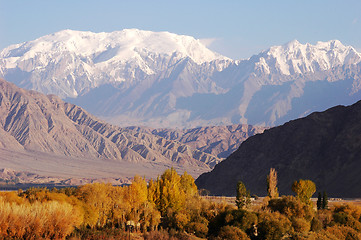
[322,191,328,209]
[267,168,279,199]
[316,192,322,210]
[236,181,251,209]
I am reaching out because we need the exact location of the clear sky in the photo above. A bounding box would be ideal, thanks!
[1,0,360,59]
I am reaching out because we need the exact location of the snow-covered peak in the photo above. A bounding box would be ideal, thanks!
[315,39,343,49]
[0,29,231,98]
[257,39,361,75]
[285,39,301,49]
[1,29,228,65]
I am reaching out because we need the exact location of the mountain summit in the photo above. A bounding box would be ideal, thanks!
[254,39,360,76]
[1,30,361,128]
[0,29,229,98]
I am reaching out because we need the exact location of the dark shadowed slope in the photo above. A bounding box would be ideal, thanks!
[196,100,361,197]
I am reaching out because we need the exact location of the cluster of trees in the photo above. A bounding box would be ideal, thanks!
[0,168,360,239]
[317,191,329,210]
[211,195,361,240]
[0,169,228,239]
[225,169,361,239]
[0,195,81,239]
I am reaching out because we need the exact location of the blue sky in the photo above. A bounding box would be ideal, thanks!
[1,0,360,59]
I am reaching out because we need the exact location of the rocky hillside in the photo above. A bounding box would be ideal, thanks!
[196,100,361,198]
[0,78,221,179]
[128,124,266,158]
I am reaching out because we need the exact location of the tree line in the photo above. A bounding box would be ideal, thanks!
[0,168,360,239]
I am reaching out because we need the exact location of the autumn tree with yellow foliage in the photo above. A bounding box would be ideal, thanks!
[2,168,359,239]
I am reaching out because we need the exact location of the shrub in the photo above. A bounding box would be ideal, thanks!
[186,222,208,238]
[292,217,311,233]
[144,230,173,240]
[257,211,292,240]
[216,225,250,240]
[208,208,257,237]
[333,204,361,223]
[325,225,361,239]
[230,209,258,234]
[0,197,82,239]
[333,212,361,232]
[268,195,314,221]
[310,217,323,232]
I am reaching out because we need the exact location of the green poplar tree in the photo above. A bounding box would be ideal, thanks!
[316,192,322,210]
[236,181,251,209]
[322,191,328,209]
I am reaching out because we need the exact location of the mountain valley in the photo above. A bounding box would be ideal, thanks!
[1,29,361,194]
[0,78,221,181]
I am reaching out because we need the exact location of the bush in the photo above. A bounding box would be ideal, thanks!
[208,209,257,237]
[71,227,129,240]
[0,197,82,239]
[292,217,311,233]
[317,209,333,227]
[144,230,173,240]
[332,204,361,232]
[310,217,323,232]
[216,225,250,240]
[186,222,208,238]
[325,225,361,239]
[333,204,361,221]
[268,195,314,221]
[257,211,292,240]
[333,212,361,231]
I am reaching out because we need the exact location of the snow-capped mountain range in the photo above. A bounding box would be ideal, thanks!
[1,29,361,127]
[0,29,229,98]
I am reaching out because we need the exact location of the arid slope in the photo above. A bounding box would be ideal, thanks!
[0,78,221,179]
[128,125,266,158]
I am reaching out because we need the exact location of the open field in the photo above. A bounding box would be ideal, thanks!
[0,148,207,182]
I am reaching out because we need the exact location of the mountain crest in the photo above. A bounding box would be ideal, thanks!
[1,31,361,128]
[0,29,230,98]
[2,29,228,64]
[261,39,361,75]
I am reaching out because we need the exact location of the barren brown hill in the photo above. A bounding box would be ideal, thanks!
[128,125,266,158]
[0,78,221,179]
[196,100,361,198]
